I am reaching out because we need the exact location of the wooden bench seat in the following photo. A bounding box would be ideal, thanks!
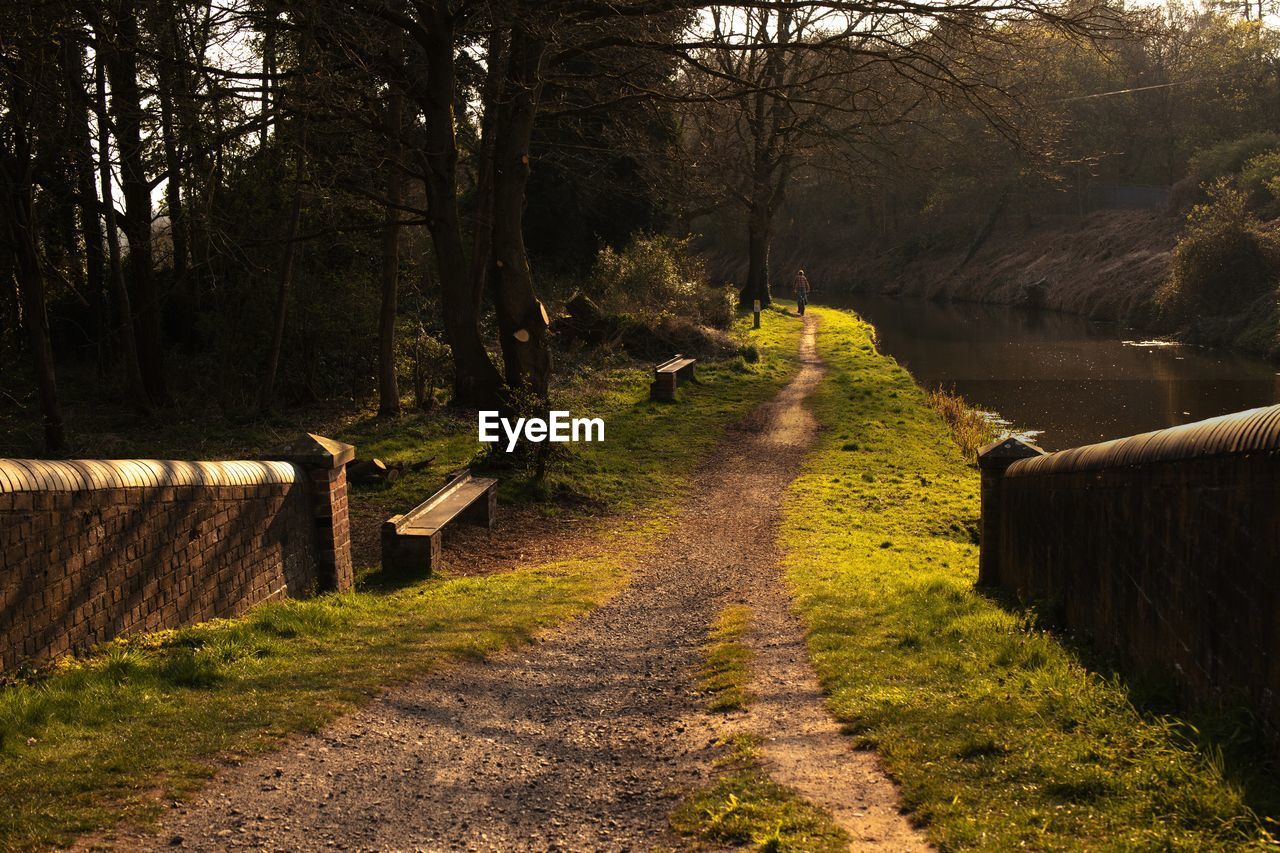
[649,354,697,401]
[381,468,497,574]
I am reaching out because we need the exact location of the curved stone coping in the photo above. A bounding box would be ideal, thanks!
[0,459,300,494]
[1007,403,1280,478]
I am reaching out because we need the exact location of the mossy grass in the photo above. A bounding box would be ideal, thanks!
[781,306,1278,849]
[670,732,849,852]
[0,312,807,849]
[700,604,754,712]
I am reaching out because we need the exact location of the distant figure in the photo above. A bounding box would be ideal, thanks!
[793,269,811,315]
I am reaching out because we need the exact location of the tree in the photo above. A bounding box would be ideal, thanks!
[1,4,69,451]
[92,0,172,405]
[680,1,1121,304]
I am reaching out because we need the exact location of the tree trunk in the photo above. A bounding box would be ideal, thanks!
[470,30,508,303]
[12,220,66,454]
[104,0,170,404]
[258,121,307,414]
[742,192,773,308]
[414,3,502,408]
[158,81,188,287]
[377,91,404,417]
[489,26,550,400]
[61,38,107,361]
[2,46,66,452]
[95,48,151,415]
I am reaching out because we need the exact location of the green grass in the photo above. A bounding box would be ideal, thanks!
[0,543,639,849]
[0,310,808,850]
[671,732,849,852]
[780,306,1278,850]
[699,604,754,713]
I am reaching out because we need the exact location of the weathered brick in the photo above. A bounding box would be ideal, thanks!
[1,451,337,671]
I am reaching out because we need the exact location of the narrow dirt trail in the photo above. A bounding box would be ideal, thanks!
[119,314,923,851]
[732,319,928,849]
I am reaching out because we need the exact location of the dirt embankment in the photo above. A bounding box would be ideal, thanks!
[857,210,1181,324]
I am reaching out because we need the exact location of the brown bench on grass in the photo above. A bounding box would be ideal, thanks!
[649,354,697,402]
[381,468,497,574]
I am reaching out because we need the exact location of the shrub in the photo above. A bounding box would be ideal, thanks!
[1188,132,1280,183]
[926,385,999,460]
[592,234,705,320]
[1161,180,1280,319]
[1239,148,1280,209]
[395,321,452,410]
[699,284,738,329]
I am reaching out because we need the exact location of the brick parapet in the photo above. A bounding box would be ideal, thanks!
[0,438,354,671]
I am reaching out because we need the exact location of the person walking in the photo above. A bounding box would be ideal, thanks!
[793,269,812,315]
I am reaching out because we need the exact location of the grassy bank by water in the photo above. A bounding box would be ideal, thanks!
[781,306,1275,849]
[0,311,805,849]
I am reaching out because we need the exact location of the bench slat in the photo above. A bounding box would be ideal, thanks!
[656,358,695,374]
[397,476,496,535]
[655,354,684,371]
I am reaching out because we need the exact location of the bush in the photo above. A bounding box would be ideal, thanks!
[1161,180,1280,319]
[699,284,738,329]
[925,386,998,460]
[395,321,452,410]
[1188,132,1280,183]
[592,234,705,321]
[1239,148,1280,210]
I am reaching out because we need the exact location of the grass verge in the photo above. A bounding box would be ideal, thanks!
[670,732,849,852]
[780,306,1277,849]
[699,604,754,713]
[0,310,807,849]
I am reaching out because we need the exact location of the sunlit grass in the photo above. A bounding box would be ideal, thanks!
[780,306,1277,850]
[670,732,849,852]
[699,604,754,713]
[334,309,805,522]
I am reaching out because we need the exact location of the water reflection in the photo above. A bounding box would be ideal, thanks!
[825,293,1280,450]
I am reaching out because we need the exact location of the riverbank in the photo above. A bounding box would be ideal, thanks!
[781,306,1277,848]
[844,210,1280,362]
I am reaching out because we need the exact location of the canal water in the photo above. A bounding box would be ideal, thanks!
[825,293,1280,451]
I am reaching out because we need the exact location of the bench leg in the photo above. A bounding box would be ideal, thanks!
[461,485,497,529]
[649,375,677,402]
[381,529,441,576]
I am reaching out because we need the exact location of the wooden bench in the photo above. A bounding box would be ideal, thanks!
[381,468,497,574]
[649,354,697,402]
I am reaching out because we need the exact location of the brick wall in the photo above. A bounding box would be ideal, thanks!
[978,405,1280,747]
[0,435,354,671]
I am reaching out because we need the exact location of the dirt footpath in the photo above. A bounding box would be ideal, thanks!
[114,314,924,851]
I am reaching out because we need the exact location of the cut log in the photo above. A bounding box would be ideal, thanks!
[565,291,603,324]
[346,457,408,486]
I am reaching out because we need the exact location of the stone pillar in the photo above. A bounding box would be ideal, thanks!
[272,433,356,593]
[975,436,1046,588]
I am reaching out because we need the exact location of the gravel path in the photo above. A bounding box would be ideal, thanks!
[111,313,923,851]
